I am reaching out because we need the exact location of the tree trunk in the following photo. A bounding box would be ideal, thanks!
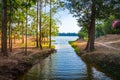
[39,0,42,49]
[9,19,12,52]
[25,1,28,55]
[14,35,16,44]
[84,2,96,51]
[22,22,24,43]
[49,0,52,48]
[36,0,39,48]
[10,30,12,52]
[9,22,11,51]
[9,0,12,52]
[1,0,8,56]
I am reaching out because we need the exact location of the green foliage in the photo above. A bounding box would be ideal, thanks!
[95,15,120,38]
[95,26,105,38]
[0,0,63,55]
[95,21,105,38]
[78,27,88,40]
[66,0,120,40]
[96,15,120,36]
[78,16,120,39]
[1,0,60,37]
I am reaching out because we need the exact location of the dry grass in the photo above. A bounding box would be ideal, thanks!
[0,36,55,73]
[73,34,120,54]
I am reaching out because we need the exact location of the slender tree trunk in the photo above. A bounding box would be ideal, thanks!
[8,17,11,50]
[49,0,52,48]
[25,1,28,55]
[44,0,47,45]
[10,29,12,52]
[17,10,20,42]
[84,1,96,51]
[14,35,16,44]
[18,10,20,30]
[9,0,12,52]
[9,22,11,51]
[39,0,42,49]
[21,6,24,44]
[36,0,39,47]
[1,0,8,56]
[43,33,46,45]
[22,22,24,43]
[46,31,48,45]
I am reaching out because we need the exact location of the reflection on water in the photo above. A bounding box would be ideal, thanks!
[18,36,111,80]
[86,64,93,80]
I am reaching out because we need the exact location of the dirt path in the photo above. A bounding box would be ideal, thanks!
[95,41,120,51]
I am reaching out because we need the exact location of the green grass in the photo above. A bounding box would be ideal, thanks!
[69,41,79,53]
[42,44,55,49]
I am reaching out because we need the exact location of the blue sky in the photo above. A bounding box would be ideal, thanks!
[55,9,80,33]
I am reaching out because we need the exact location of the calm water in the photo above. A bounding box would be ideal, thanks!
[18,36,111,80]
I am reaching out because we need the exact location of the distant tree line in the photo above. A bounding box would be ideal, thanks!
[58,33,78,36]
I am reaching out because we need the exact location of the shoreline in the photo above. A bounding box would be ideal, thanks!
[69,39,120,80]
[0,48,55,80]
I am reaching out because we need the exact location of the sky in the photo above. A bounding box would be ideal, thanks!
[55,9,80,33]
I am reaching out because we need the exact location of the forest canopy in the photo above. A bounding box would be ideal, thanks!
[0,0,64,56]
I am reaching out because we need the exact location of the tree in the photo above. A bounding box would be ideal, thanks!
[1,0,8,56]
[49,0,52,48]
[85,0,96,51]
[36,0,39,47]
[25,0,28,55]
[8,0,12,52]
[39,0,42,49]
[0,0,60,56]
[66,0,116,51]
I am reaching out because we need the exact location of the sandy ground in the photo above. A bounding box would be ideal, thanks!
[75,34,120,53]
[73,34,120,63]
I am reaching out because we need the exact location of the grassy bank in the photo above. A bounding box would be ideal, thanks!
[69,41,79,53]
[0,48,55,80]
[69,39,120,80]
